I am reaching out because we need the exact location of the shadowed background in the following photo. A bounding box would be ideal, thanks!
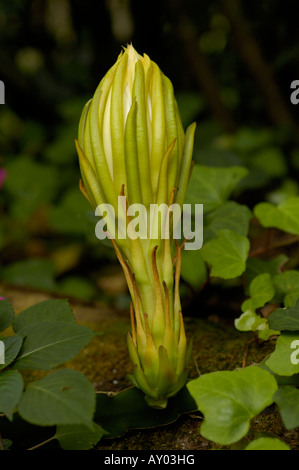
[0,0,299,318]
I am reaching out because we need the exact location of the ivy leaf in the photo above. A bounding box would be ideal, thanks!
[55,423,107,450]
[12,322,94,370]
[244,437,290,450]
[266,333,299,376]
[241,273,275,312]
[18,369,96,428]
[268,300,299,331]
[0,370,24,421]
[254,196,299,235]
[185,165,248,214]
[274,386,299,430]
[187,367,277,445]
[234,311,278,341]
[0,299,15,332]
[273,271,299,307]
[13,299,76,333]
[245,256,288,293]
[204,201,252,242]
[201,229,250,279]
[0,334,24,370]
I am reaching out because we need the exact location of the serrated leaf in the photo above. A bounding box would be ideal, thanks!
[266,333,299,376]
[0,370,24,420]
[12,322,94,370]
[0,299,15,332]
[241,273,275,312]
[187,367,277,445]
[181,249,207,289]
[18,369,95,428]
[13,299,76,333]
[55,423,106,450]
[201,229,250,279]
[185,164,248,213]
[254,197,299,236]
[274,386,299,430]
[0,334,24,370]
[204,201,252,242]
[268,300,299,331]
[244,437,290,450]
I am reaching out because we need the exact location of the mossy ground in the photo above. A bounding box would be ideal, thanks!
[1,283,298,450]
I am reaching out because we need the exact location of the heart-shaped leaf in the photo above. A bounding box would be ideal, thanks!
[187,367,277,445]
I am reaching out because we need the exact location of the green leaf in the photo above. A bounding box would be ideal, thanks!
[234,310,267,333]
[250,146,287,178]
[201,229,250,279]
[268,300,299,331]
[94,386,197,438]
[254,196,299,236]
[244,437,290,450]
[55,423,106,450]
[57,277,97,302]
[12,322,94,370]
[49,188,92,236]
[258,360,299,387]
[273,271,299,307]
[13,299,76,333]
[2,259,56,291]
[245,256,288,293]
[185,165,248,214]
[5,156,60,220]
[0,334,23,370]
[0,299,15,332]
[204,201,252,242]
[18,369,96,428]
[187,367,277,445]
[241,273,275,312]
[266,333,299,376]
[181,249,207,289]
[274,386,299,430]
[0,370,24,420]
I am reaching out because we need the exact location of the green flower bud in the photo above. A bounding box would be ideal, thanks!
[75,44,196,408]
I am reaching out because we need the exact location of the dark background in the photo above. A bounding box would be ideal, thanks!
[0,0,299,315]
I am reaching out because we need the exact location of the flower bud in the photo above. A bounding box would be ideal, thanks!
[75,44,196,408]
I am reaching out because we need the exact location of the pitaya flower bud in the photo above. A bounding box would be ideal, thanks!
[75,44,196,408]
